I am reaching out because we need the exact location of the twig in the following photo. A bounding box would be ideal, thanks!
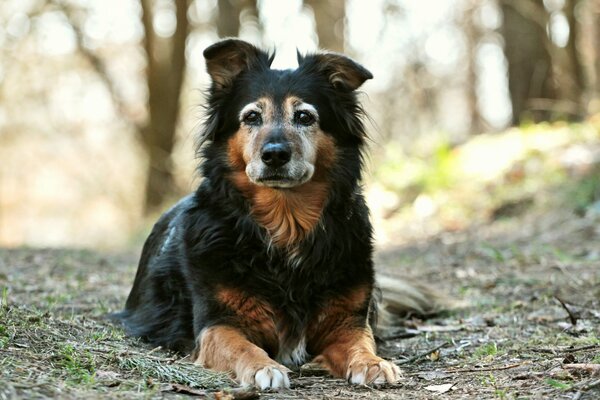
[10,382,49,389]
[555,295,578,326]
[148,346,163,355]
[531,344,600,354]
[214,387,260,400]
[393,342,449,365]
[444,362,529,373]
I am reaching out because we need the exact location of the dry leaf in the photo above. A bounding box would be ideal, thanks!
[417,325,463,333]
[424,383,455,393]
[429,350,441,361]
[94,370,120,380]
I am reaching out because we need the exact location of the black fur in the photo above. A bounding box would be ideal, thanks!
[115,40,375,360]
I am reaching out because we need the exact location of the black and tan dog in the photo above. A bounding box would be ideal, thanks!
[115,39,434,389]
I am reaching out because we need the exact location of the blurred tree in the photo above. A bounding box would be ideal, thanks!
[500,0,592,124]
[216,0,259,38]
[61,0,263,214]
[500,0,557,124]
[62,0,190,214]
[463,0,485,134]
[140,0,190,214]
[595,2,600,99]
[563,0,586,107]
[304,0,345,52]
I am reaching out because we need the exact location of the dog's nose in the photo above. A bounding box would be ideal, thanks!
[261,142,291,167]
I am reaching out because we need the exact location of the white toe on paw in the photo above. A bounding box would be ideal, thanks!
[347,360,401,385]
[375,361,402,384]
[373,374,387,384]
[254,366,290,390]
[349,368,367,385]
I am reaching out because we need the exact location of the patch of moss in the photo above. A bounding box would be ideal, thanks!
[545,378,572,390]
[475,343,499,358]
[56,344,96,385]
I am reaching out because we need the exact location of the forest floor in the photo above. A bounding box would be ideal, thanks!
[1,123,600,399]
[1,203,599,399]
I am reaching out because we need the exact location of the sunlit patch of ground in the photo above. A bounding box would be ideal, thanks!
[368,121,600,248]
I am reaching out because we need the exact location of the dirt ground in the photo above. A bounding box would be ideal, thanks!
[1,205,599,399]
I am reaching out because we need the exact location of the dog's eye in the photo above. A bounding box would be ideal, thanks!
[243,111,261,125]
[295,111,315,126]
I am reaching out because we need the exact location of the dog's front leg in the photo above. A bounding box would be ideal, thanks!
[312,326,401,385]
[192,325,290,389]
[308,286,401,385]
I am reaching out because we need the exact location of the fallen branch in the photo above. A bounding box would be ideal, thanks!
[444,362,529,373]
[163,384,259,399]
[554,295,578,326]
[531,344,600,354]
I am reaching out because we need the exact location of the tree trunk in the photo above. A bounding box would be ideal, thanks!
[500,0,556,124]
[563,0,586,110]
[596,2,600,100]
[140,0,190,214]
[217,0,241,37]
[590,1,600,99]
[464,0,484,134]
[216,0,258,38]
[305,0,345,52]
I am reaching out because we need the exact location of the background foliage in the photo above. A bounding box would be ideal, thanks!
[0,0,599,248]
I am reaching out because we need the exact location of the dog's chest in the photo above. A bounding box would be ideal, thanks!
[266,287,319,368]
[276,335,308,367]
[245,249,339,367]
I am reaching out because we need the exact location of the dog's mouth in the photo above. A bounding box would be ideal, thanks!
[245,160,315,189]
[256,174,305,188]
[253,169,312,189]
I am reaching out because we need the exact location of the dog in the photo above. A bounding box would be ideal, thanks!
[115,39,436,390]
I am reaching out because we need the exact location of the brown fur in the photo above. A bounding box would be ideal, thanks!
[306,285,397,381]
[193,325,289,385]
[215,287,278,354]
[307,285,370,355]
[227,124,336,247]
[313,328,379,378]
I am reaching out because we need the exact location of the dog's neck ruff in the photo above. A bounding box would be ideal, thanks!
[230,171,328,247]
[252,182,328,247]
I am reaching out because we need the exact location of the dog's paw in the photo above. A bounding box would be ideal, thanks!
[346,357,401,385]
[254,366,290,390]
[240,364,290,390]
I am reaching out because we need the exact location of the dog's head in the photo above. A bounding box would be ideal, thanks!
[201,39,372,189]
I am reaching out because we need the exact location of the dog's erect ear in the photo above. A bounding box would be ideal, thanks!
[203,39,273,89]
[297,51,373,91]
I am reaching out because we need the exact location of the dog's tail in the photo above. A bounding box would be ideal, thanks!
[373,273,444,338]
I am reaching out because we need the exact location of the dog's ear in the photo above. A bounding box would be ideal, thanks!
[203,39,273,89]
[298,51,373,91]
